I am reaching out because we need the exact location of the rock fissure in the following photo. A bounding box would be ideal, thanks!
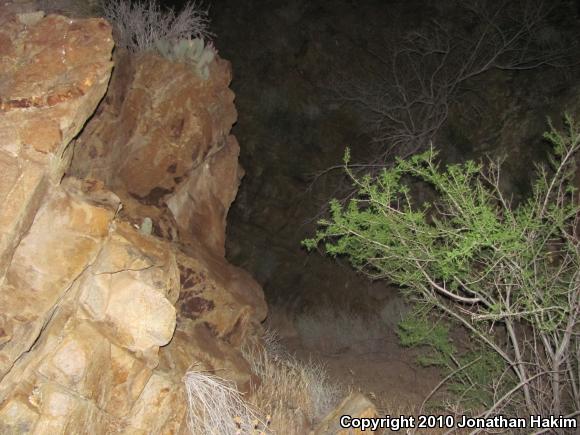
[93,264,157,276]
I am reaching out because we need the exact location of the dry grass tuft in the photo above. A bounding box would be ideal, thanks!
[183,370,269,435]
[102,0,212,53]
[243,331,346,434]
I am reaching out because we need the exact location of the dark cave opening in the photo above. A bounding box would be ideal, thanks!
[202,0,580,311]
[206,1,580,415]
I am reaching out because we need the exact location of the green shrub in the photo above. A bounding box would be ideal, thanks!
[397,312,514,411]
[304,115,580,421]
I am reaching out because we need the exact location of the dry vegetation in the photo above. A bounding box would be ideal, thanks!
[183,370,269,435]
[242,329,346,434]
[101,0,212,52]
[333,0,575,163]
[257,311,471,435]
[183,328,349,434]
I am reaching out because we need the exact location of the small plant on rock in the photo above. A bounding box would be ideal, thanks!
[154,38,216,80]
[102,0,211,50]
[103,0,217,79]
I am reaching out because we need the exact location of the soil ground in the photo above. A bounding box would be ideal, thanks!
[268,307,450,435]
[282,332,442,415]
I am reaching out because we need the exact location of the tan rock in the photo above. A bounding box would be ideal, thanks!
[0,217,181,432]
[0,318,121,433]
[0,394,39,434]
[91,270,176,351]
[0,7,267,434]
[105,344,152,418]
[78,223,179,355]
[175,248,267,342]
[124,372,186,434]
[167,135,244,256]
[0,11,113,281]
[69,51,237,201]
[0,181,117,379]
[159,326,256,396]
[0,13,114,176]
[31,382,118,434]
[314,393,378,435]
[36,321,111,402]
[112,190,181,243]
[0,157,48,282]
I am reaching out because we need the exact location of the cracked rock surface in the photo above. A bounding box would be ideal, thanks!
[0,6,266,433]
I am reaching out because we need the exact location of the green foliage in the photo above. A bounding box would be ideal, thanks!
[304,115,580,416]
[448,347,511,410]
[397,314,455,366]
[154,38,215,80]
[397,313,513,410]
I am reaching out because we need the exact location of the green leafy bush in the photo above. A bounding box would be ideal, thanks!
[398,313,513,410]
[304,115,580,421]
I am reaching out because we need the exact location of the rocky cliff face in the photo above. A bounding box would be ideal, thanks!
[0,8,266,434]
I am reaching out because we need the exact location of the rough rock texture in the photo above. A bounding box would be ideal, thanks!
[314,393,377,435]
[0,11,113,282]
[0,8,266,434]
[167,135,244,257]
[69,50,241,258]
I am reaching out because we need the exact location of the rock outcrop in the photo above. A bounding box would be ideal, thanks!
[0,8,266,434]
[69,49,242,259]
